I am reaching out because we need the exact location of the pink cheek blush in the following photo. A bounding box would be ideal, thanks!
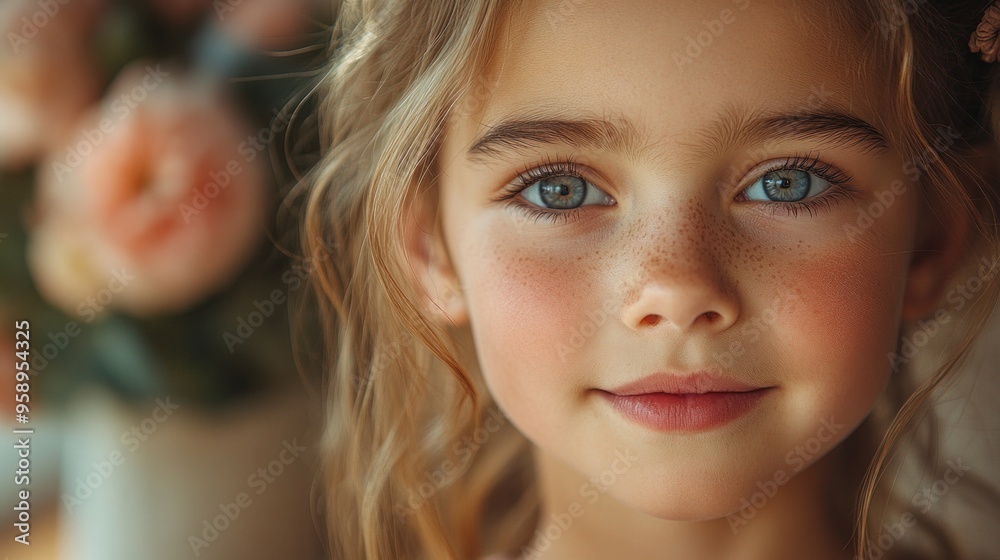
[774,248,906,398]
[465,243,603,391]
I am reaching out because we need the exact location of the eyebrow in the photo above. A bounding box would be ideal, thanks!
[466,106,889,163]
[467,111,647,163]
[693,104,890,159]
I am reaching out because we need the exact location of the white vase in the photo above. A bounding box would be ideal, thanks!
[58,387,322,560]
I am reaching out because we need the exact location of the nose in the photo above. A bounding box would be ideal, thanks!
[621,243,739,334]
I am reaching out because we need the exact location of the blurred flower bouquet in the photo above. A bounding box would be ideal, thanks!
[0,0,327,408]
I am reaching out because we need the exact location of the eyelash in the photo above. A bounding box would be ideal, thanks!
[489,153,859,224]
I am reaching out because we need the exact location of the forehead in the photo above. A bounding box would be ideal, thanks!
[450,0,880,157]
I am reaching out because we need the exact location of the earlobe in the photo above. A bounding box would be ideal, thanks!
[423,229,469,326]
[430,266,469,326]
[402,191,469,327]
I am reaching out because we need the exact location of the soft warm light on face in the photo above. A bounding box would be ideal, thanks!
[434,0,920,524]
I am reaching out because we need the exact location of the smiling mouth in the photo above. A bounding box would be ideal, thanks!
[595,371,775,432]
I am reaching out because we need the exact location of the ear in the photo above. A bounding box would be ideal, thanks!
[402,187,469,328]
[900,145,994,323]
[900,198,968,323]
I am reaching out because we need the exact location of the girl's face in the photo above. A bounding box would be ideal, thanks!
[425,0,942,520]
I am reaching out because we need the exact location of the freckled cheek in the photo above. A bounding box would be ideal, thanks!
[774,251,906,411]
[464,247,596,404]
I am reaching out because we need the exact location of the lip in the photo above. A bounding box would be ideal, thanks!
[596,372,774,433]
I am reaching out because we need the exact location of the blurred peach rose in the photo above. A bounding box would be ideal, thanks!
[27,62,269,318]
[0,0,105,168]
[213,0,313,51]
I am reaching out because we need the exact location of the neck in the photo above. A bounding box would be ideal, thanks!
[518,446,853,560]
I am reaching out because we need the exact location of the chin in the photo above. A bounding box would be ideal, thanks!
[602,469,772,522]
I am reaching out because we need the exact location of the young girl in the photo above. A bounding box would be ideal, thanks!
[290,0,1000,558]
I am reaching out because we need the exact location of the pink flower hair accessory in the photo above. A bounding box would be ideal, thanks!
[970,1,1000,63]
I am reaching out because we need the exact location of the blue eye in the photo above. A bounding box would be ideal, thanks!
[490,158,616,225]
[521,175,612,210]
[493,154,858,224]
[744,169,832,203]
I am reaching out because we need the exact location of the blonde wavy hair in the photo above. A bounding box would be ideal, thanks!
[287,1,1000,558]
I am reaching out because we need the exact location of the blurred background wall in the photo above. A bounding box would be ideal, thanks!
[0,0,332,558]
